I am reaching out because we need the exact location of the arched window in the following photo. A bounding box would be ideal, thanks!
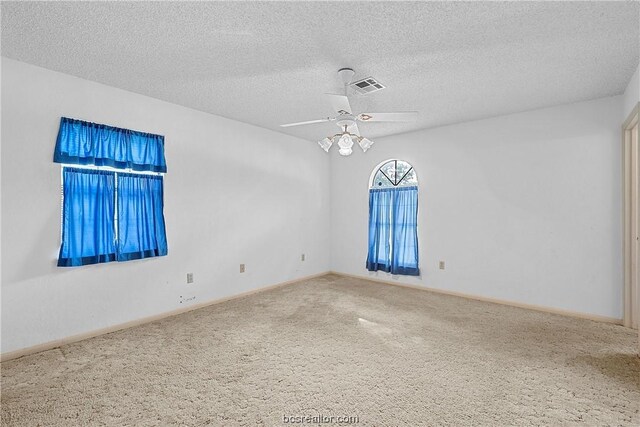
[366,159,420,276]
[370,159,418,188]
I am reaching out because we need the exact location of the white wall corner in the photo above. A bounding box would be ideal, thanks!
[623,62,640,121]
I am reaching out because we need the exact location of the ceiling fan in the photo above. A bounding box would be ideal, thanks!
[279,68,418,156]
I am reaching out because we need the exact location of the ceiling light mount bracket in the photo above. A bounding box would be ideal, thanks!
[338,68,355,86]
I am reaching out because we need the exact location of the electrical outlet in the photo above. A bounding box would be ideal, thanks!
[240,264,245,273]
[301,253,305,261]
[186,273,193,284]
[439,261,445,270]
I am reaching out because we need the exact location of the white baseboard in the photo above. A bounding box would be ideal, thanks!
[329,271,623,325]
[0,271,330,362]
[3,270,623,362]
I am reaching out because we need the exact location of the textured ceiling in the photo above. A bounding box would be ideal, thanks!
[2,1,639,141]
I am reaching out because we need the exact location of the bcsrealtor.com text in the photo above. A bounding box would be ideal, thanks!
[283,414,359,424]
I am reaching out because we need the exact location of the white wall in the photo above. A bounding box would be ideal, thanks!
[1,58,331,354]
[331,96,623,319]
[0,56,629,354]
[623,63,639,121]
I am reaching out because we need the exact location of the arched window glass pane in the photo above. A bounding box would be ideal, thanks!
[370,160,417,188]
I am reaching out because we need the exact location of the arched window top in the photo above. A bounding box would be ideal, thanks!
[370,159,418,189]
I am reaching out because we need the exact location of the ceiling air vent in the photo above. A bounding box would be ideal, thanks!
[349,76,386,95]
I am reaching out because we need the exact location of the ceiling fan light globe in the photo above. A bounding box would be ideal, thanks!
[338,147,353,156]
[337,134,354,149]
[358,137,374,152]
[317,137,333,152]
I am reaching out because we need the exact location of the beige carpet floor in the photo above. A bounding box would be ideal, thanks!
[1,274,639,426]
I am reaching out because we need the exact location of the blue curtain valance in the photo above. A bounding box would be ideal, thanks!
[54,117,167,173]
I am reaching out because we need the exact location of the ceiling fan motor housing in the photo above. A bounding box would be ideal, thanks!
[336,114,356,129]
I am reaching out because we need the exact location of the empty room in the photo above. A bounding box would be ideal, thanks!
[1,1,639,426]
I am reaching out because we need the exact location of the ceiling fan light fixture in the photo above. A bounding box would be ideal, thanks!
[338,146,353,156]
[337,133,354,149]
[318,137,333,152]
[358,137,374,152]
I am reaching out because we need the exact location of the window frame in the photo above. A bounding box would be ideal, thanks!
[59,163,165,264]
[366,159,420,276]
[369,159,418,189]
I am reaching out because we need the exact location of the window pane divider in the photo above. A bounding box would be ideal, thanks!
[396,167,413,186]
[380,169,395,186]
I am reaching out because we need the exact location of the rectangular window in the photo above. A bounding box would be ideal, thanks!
[366,186,420,276]
[58,166,167,267]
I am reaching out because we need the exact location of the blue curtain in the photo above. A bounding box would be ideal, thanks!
[390,186,420,275]
[117,173,168,261]
[54,117,167,172]
[366,188,393,273]
[58,168,116,267]
[366,186,420,276]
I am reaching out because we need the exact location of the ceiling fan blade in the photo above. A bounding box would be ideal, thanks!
[357,112,418,122]
[326,93,353,115]
[348,122,360,136]
[280,118,331,128]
